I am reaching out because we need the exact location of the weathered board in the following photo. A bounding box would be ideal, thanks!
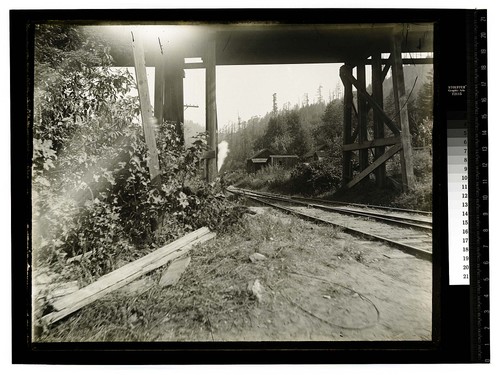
[391,29,416,191]
[342,136,401,152]
[131,32,161,184]
[41,228,215,325]
[159,256,191,287]
[205,36,218,182]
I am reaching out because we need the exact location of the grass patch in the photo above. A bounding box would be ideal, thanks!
[37,209,344,342]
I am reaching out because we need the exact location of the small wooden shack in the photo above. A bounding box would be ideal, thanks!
[269,154,299,168]
[246,149,272,174]
[303,145,329,162]
[246,149,299,173]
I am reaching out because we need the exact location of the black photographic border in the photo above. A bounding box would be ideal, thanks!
[10,8,485,364]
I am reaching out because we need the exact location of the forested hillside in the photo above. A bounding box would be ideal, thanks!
[184,119,205,146]
[220,63,433,173]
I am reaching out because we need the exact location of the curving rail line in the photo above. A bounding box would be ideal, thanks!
[230,187,432,229]
[228,186,433,261]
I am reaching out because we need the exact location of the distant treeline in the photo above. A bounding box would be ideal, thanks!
[205,64,433,172]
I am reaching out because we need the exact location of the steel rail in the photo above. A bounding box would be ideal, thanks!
[229,187,432,231]
[237,193,432,262]
[232,185,432,216]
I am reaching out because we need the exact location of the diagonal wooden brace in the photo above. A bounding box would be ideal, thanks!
[131,32,162,185]
[340,65,400,136]
[381,54,392,81]
[345,143,402,189]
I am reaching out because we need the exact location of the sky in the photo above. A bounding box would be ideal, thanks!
[125,57,347,132]
[131,63,347,131]
[128,61,349,131]
[103,25,346,130]
[104,24,345,130]
[184,63,345,130]
[128,60,346,130]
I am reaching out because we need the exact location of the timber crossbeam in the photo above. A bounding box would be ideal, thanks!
[342,137,401,152]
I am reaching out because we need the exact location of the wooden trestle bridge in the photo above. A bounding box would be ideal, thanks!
[100,22,433,191]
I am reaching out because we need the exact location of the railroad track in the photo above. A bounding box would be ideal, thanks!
[228,186,432,261]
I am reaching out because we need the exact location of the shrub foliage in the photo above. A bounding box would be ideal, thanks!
[32,25,237,280]
[288,160,342,196]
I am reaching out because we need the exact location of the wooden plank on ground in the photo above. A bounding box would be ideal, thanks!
[41,228,214,325]
[52,227,209,311]
[159,256,191,287]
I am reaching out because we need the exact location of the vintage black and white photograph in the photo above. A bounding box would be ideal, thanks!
[30,20,434,343]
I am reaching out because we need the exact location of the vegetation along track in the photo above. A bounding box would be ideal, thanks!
[228,186,433,261]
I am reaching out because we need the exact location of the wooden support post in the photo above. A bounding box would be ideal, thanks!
[372,53,387,187]
[154,60,164,124]
[340,65,353,185]
[205,37,218,182]
[163,50,185,145]
[391,30,415,191]
[357,64,368,172]
[131,32,161,185]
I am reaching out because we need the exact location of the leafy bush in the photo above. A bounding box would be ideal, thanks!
[237,165,291,192]
[412,117,433,148]
[32,25,239,282]
[392,181,432,211]
[288,160,342,196]
[237,158,341,197]
[412,149,432,179]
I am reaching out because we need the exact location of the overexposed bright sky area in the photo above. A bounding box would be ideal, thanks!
[109,25,346,130]
[113,25,436,131]
[189,64,345,130]
[130,64,347,130]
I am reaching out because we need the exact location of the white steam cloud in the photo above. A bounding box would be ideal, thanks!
[217,141,230,172]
